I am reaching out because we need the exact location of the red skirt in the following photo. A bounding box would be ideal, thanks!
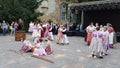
[86,32,92,42]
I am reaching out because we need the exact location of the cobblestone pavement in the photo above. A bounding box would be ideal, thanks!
[0,34,120,68]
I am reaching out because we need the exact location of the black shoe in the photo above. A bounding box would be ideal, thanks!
[105,53,108,56]
[66,43,69,45]
[61,43,64,45]
[56,42,59,44]
[92,54,95,57]
[98,56,103,59]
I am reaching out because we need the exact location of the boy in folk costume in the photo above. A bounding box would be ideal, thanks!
[45,37,53,55]
[61,26,69,45]
[48,26,54,41]
[33,39,47,56]
[86,22,95,45]
[102,26,109,55]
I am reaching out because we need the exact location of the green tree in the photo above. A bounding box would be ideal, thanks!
[0,0,43,30]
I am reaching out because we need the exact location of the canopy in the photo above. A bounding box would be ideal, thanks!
[69,0,120,11]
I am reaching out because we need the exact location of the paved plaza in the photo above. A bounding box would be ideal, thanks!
[0,34,120,68]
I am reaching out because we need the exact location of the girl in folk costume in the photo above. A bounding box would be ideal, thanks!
[56,25,64,44]
[97,28,104,58]
[100,25,104,31]
[32,24,39,38]
[89,27,99,57]
[28,21,34,33]
[95,23,99,29]
[102,26,109,55]
[20,38,33,53]
[34,35,40,45]
[61,26,69,45]
[45,37,53,55]
[38,23,43,38]
[49,26,54,41]
[33,39,47,56]
[44,23,50,38]
[40,23,45,38]
[86,22,95,45]
[108,24,115,48]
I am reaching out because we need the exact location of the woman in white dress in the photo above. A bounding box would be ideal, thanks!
[32,24,39,38]
[28,21,34,33]
[108,24,115,48]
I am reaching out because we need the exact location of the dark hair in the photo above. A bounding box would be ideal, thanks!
[96,27,100,31]
[39,39,43,42]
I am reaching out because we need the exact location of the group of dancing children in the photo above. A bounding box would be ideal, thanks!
[86,22,115,59]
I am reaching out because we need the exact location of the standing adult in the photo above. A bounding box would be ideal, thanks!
[86,22,95,45]
[14,21,19,31]
[1,20,8,36]
[108,24,115,48]
[10,21,15,35]
[28,21,34,33]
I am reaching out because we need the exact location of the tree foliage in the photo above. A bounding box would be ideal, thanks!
[0,0,43,23]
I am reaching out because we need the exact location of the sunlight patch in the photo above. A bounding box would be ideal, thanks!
[76,49,81,52]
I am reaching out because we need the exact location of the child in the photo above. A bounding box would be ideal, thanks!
[45,37,53,55]
[33,39,47,56]
[62,26,69,45]
[34,35,40,45]
[20,38,32,53]
[102,26,109,55]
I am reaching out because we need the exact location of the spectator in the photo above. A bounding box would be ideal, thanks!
[1,20,8,36]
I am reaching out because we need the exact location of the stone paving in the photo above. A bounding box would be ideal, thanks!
[0,34,120,68]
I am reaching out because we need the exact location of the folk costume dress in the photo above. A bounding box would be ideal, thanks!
[49,26,54,40]
[28,22,34,32]
[62,27,69,44]
[33,43,46,56]
[89,31,99,53]
[86,25,95,44]
[44,24,50,38]
[108,26,114,45]
[57,27,64,43]
[45,40,53,55]
[32,25,39,38]
[102,30,109,54]
[20,40,32,52]
[97,31,104,56]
